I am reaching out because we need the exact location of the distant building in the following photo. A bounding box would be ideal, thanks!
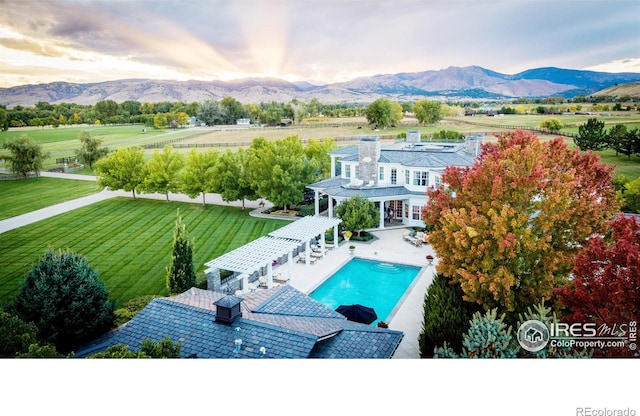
[236,118,250,125]
[307,134,483,229]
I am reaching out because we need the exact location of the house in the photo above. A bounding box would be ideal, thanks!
[307,134,482,229]
[74,286,403,359]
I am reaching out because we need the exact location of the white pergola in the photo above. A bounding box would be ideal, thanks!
[204,236,300,292]
[268,216,342,267]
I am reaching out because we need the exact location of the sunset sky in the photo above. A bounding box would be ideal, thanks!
[0,0,638,88]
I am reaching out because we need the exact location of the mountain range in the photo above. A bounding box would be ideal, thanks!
[2,66,640,107]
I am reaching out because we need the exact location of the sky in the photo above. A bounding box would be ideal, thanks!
[0,0,639,88]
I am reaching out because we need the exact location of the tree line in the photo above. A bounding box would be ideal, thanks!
[95,135,336,211]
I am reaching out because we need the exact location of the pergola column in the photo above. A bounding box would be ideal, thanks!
[333,225,339,248]
[379,201,385,229]
[287,251,293,281]
[267,261,273,289]
[305,240,311,267]
[320,232,326,257]
[240,273,249,293]
[328,197,333,218]
[314,190,320,216]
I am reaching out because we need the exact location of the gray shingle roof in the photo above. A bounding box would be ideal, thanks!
[74,286,403,359]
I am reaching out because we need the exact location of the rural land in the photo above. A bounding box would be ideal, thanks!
[1,66,639,361]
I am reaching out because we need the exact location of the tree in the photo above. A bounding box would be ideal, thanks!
[423,130,619,317]
[94,99,119,119]
[75,131,109,170]
[220,96,247,124]
[153,112,168,129]
[304,138,337,179]
[621,177,640,213]
[95,146,147,199]
[1,135,48,179]
[213,148,258,209]
[89,337,181,358]
[142,146,185,201]
[539,118,563,132]
[437,309,518,358]
[197,99,226,126]
[248,136,315,212]
[413,99,442,125]
[0,106,8,131]
[181,148,218,205]
[9,248,115,354]
[574,117,608,151]
[139,337,182,358]
[166,209,196,295]
[419,274,480,357]
[334,195,378,237]
[364,98,403,129]
[554,214,640,357]
[609,125,639,160]
[0,310,38,357]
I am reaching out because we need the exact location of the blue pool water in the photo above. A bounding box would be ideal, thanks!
[309,257,422,325]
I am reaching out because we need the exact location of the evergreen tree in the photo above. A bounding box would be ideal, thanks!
[166,209,196,295]
[438,309,518,358]
[574,117,608,151]
[419,274,480,357]
[10,248,115,354]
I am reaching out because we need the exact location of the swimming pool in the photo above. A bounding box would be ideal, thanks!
[309,257,422,325]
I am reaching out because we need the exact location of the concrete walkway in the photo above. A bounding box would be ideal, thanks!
[0,172,274,234]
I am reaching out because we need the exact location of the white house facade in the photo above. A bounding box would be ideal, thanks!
[307,131,483,229]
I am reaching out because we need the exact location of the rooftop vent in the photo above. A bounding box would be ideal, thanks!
[213,295,243,325]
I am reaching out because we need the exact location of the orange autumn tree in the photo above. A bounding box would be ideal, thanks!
[422,130,619,316]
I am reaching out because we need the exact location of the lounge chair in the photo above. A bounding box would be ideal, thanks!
[297,253,317,264]
[258,276,268,288]
[274,274,289,284]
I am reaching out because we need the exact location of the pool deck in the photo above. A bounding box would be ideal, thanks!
[274,226,437,359]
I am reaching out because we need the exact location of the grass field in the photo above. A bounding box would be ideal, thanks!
[0,198,288,308]
[0,124,205,169]
[0,177,102,220]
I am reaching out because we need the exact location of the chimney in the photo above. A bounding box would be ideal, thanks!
[406,130,420,143]
[213,295,242,324]
[358,136,381,185]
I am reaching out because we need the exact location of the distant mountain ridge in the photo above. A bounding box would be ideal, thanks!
[2,66,640,107]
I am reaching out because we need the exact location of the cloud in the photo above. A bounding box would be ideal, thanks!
[0,0,638,87]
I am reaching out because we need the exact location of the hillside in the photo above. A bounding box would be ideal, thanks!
[592,82,640,99]
[1,66,640,107]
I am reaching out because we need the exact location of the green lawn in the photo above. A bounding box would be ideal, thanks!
[0,125,204,170]
[0,177,102,220]
[0,198,288,307]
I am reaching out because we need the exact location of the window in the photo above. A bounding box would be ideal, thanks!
[404,203,409,219]
[355,165,360,179]
[379,166,384,181]
[345,164,351,178]
[412,205,421,220]
[413,171,428,186]
[391,168,397,185]
[405,170,410,185]
[434,175,441,188]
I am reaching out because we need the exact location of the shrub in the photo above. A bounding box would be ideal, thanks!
[10,248,115,354]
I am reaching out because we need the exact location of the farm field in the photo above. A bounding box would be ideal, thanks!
[0,197,288,307]
[0,176,102,220]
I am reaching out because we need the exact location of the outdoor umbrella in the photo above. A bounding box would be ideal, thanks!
[335,304,378,324]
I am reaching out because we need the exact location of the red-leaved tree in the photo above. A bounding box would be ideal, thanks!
[423,130,620,316]
[554,214,640,357]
